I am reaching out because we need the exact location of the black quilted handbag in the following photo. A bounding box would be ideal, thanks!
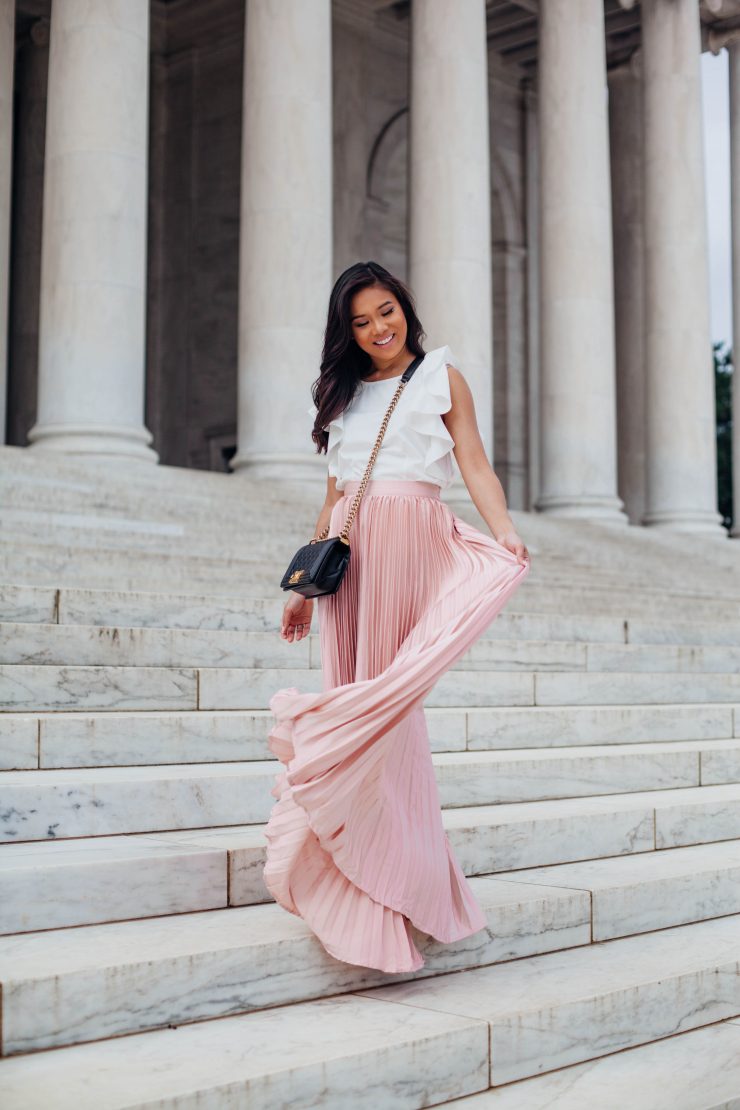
[280,353,424,597]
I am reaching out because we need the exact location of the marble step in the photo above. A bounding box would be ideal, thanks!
[0,873,593,1054]
[0,777,727,932]
[197,666,740,710]
[9,837,740,1054]
[0,761,270,842]
[0,992,490,1108]
[5,1017,740,1110]
[493,836,740,939]
[8,583,740,649]
[6,619,740,674]
[3,739,731,842]
[2,529,738,611]
[8,777,740,929]
[0,664,200,712]
[4,702,736,771]
[5,511,738,605]
[5,893,740,1079]
[0,458,305,515]
[0,523,734,597]
[0,788,663,930]
[358,912,740,1085]
[0,475,719,571]
[0,448,732,555]
[0,447,297,490]
[0,584,630,640]
[0,536,282,576]
[2,476,738,588]
[0,547,289,594]
[0,490,735,566]
[2,551,737,617]
[5,791,740,942]
[3,446,739,569]
[4,662,740,714]
[0,513,324,558]
[0,487,323,534]
[10,525,665,607]
[4,544,738,624]
[443,1019,740,1109]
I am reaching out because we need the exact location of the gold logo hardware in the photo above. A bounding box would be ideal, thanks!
[289,568,307,583]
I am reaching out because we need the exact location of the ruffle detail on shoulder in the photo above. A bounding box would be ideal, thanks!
[307,401,344,479]
[403,345,457,468]
[325,410,343,479]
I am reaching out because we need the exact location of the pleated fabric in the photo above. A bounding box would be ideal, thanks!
[264,478,531,973]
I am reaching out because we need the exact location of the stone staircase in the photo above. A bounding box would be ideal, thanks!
[3,443,740,1106]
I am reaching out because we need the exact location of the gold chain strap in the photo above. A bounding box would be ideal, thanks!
[310,373,411,546]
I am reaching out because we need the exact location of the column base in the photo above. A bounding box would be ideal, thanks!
[640,506,728,536]
[27,423,158,463]
[229,450,327,482]
[534,492,629,525]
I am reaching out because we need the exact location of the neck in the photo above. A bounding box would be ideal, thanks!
[363,347,415,381]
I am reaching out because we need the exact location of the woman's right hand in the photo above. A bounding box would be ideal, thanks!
[280,591,314,642]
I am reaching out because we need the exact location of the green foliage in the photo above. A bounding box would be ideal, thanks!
[715,339,733,530]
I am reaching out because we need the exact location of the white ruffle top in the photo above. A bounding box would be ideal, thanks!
[307,344,458,491]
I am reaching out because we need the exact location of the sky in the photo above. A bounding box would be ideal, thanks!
[701,47,732,350]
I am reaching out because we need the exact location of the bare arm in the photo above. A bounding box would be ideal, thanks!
[312,475,344,538]
[443,365,529,562]
[281,474,344,642]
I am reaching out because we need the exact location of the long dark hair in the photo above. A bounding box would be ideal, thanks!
[310,260,427,454]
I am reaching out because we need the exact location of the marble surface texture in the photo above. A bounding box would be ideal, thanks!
[358,912,740,1084]
[0,877,588,1054]
[6,744,739,843]
[465,702,737,748]
[0,762,271,841]
[445,1019,740,1108]
[0,714,37,768]
[197,665,534,710]
[0,993,489,1108]
[0,664,197,711]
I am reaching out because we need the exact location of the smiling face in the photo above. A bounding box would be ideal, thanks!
[349,285,410,369]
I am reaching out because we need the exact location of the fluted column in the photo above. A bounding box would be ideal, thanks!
[0,0,14,443]
[608,52,646,526]
[640,0,724,533]
[28,0,156,461]
[730,39,740,537]
[231,0,332,479]
[408,0,493,461]
[535,0,626,522]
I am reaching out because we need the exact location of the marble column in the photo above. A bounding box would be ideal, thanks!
[231,0,332,480]
[0,0,14,443]
[28,0,157,462]
[408,0,493,461]
[535,0,626,523]
[608,51,646,527]
[640,0,724,533]
[730,39,740,538]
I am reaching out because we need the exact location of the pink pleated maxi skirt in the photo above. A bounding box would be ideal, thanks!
[264,478,531,973]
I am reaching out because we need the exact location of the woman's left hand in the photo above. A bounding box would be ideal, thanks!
[494,527,530,565]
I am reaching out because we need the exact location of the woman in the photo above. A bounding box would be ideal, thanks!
[265,260,531,974]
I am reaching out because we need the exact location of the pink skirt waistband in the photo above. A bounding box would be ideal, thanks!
[340,479,441,499]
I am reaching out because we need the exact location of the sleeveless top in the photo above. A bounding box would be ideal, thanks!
[307,344,458,491]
